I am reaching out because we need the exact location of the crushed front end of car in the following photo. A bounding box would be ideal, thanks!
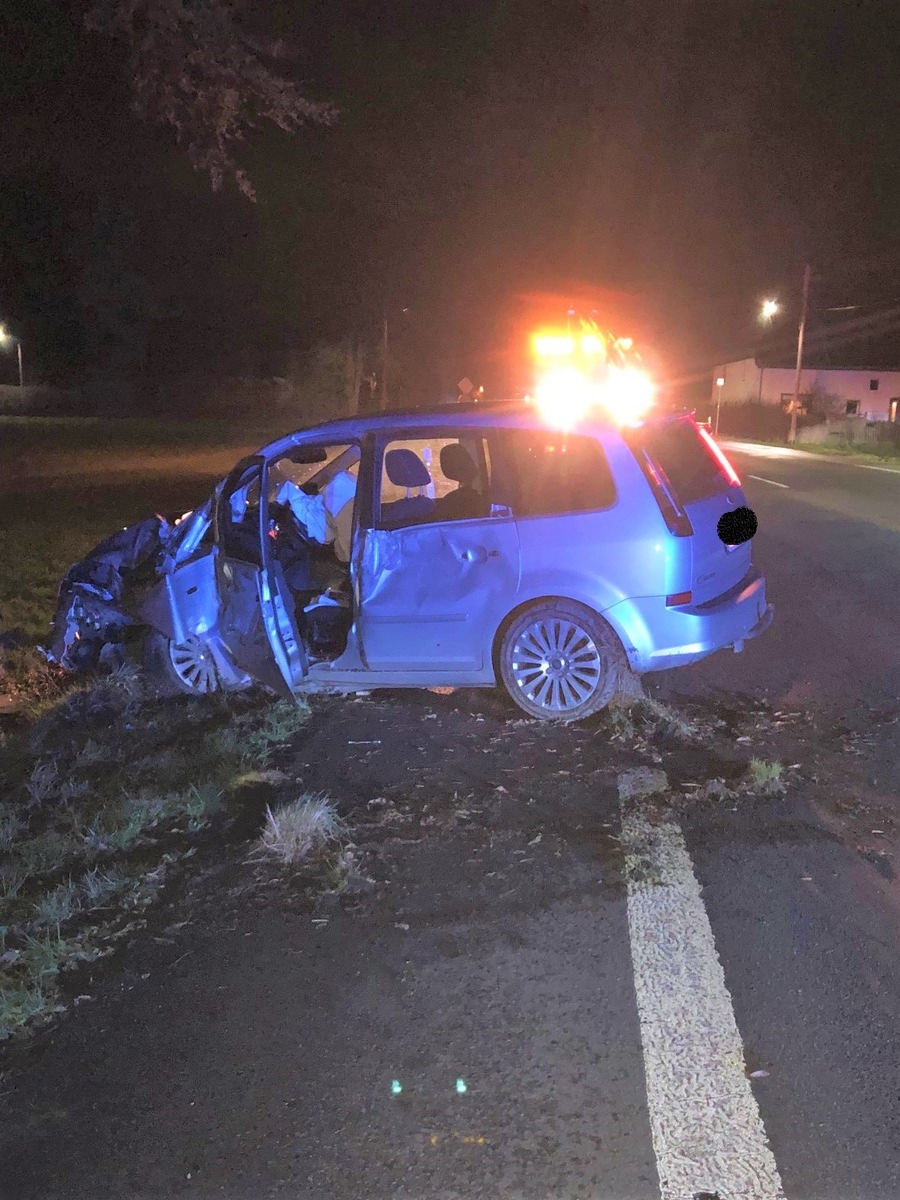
[42,514,180,672]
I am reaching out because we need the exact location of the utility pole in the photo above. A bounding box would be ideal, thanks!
[788,263,811,444]
[16,339,23,388]
[381,314,388,411]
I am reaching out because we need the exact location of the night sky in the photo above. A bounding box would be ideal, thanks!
[3,0,900,400]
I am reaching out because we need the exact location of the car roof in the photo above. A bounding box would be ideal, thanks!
[256,399,658,460]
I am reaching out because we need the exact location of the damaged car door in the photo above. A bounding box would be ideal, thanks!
[214,456,308,698]
[358,431,520,671]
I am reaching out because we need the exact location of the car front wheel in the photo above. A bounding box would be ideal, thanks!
[497,601,625,722]
[144,630,223,696]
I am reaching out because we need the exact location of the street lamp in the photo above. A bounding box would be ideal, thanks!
[760,299,778,321]
[788,265,811,445]
[381,306,410,411]
[714,375,725,436]
[0,325,24,388]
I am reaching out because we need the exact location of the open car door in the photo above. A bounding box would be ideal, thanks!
[214,455,307,699]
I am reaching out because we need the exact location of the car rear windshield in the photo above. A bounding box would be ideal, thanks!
[630,418,729,504]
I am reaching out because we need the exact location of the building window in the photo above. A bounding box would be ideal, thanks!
[869,378,879,391]
[846,400,860,415]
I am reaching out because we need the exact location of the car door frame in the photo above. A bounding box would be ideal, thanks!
[213,454,308,698]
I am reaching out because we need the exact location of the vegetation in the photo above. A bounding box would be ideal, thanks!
[0,415,293,648]
[787,441,900,463]
[84,0,337,198]
[746,758,786,796]
[0,666,311,1042]
[254,795,345,867]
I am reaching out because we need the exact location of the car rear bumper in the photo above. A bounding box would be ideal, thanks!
[604,566,773,672]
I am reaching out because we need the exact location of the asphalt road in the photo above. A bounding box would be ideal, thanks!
[3,443,900,1200]
[657,441,900,716]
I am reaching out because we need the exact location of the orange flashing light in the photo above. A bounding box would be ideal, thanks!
[533,334,575,358]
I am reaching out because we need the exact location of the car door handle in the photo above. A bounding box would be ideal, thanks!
[460,546,498,563]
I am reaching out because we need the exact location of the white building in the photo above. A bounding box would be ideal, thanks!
[712,356,900,422]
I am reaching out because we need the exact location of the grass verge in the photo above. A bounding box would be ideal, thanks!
[0,667,311,1042]
[0,415,295,643]
[790,441,900,463]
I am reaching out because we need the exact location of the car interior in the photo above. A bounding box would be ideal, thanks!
[377,435,493,530]
[237,435,497,668]
[267,444,361,663]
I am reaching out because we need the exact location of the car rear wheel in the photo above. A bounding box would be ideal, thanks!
[144,630,222,696]
[498,601,624,722]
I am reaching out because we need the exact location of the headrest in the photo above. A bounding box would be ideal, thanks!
[440,443,478,485]
[385,448,431,488]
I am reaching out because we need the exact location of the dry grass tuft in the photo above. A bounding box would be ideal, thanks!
[254,794,344,866]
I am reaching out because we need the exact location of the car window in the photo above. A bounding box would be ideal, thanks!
[377,435,492,529]
[629,418,729,504]
[492,429,616,518]
[271,444,359,495]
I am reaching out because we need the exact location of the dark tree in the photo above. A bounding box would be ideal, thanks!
[84,0,337,197]
[77,197,155,383]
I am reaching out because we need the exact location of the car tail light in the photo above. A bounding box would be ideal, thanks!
[633,450,693,537]
[696,424,741,486]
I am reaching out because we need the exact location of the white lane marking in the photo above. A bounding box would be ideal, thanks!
[747,474,790,489]
[856,463,900,474]
[623,807,786,1200]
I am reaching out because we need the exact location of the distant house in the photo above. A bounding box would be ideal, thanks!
[712,356,900,422]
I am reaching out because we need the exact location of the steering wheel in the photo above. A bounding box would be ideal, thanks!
[269,500,318,548]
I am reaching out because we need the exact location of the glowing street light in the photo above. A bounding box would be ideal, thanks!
[760,298,778,321]
[0,325,23,388]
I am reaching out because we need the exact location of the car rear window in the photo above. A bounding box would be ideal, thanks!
[631,418,729,504]
[495,429,616,518]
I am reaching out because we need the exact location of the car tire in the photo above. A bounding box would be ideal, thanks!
[143,630,224,696]
[497,600,625,723]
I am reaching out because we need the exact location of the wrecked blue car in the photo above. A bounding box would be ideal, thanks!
[45,403,773,722]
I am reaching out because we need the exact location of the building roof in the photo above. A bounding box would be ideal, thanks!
[753,355,900,372]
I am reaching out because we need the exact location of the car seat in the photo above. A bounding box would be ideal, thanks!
[380,449,436,526]
[435,443,488,521]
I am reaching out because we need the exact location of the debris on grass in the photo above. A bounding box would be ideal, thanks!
[254,794,345,867]
[616,767,669,802]
[603,694,698,744]
[696,778,736,802]
[633,696,698,742]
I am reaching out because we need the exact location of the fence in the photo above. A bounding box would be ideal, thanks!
[795,416,900,448]
[701,400,900,448]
